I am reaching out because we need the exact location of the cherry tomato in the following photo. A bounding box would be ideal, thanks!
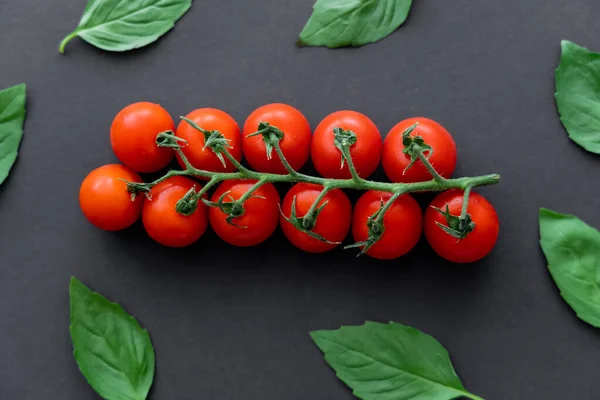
[311,110,382,179]
[142,176,208,247]
[425,189,499,263]
[243,103,311,174]
[110,102,175,173]
[176,108,242,173]
[352,191,422,260]
[280,183,351,253]
[79,164,143,231]
[383,117,457,183]
[209,180,280,247]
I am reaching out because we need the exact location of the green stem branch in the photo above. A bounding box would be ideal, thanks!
[416,148,445,183]
[340,145,362,183]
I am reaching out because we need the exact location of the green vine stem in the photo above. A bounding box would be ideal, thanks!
[126,118,500,254]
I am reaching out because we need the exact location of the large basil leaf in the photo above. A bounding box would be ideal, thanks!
[0,83,26,187]
[59,0,192,53]
[70,277,155,400]
[311,321,483,400]
[539,208,600,327]
[555,40,600,153]
[298,0,413,48]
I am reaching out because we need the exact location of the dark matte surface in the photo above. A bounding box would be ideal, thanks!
[1,0,600,398]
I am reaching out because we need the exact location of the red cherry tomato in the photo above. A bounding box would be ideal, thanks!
[311,110,382,179]
[176,108,242,173]
[209,180,280,247]
[110,102,175,173]
[242,103,311,174]
[352,190,422,260]
[425,189,499,263]
[142,176,208,247]
[280,183,351,253]
[383,117,457,183]
[79,164,143,231]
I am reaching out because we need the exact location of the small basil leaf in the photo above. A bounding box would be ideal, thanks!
[539,208,600,327]
[298,0,413,48]
[70,277,155,400]
[60,0,192,53]
[555,40,600,153]
[0,83,26,187]
[311,321,483,400]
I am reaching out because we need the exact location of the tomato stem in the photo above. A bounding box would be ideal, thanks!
[127,119,501,253]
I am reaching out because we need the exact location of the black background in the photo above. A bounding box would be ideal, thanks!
[2,0,600,399]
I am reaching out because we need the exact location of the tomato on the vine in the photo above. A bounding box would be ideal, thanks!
[176,108,242,173]
[142,176,208,247]
[383,117,457,183]
[425,189,499,263]
[280,183,351,253]
[110,102,175,173]
[242,103,311,174]
[79,164,143,231]
[311,110,382,179]
[209,180,280,247]
[352,190,423,260]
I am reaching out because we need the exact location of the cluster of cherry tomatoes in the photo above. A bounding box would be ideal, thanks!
[79,102,499,263]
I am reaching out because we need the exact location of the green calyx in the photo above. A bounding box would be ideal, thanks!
[433,205,476,239]
[175,187,200,216]
[345,200,386,256]
[333,128,357,168]
[131,118,500,254]
[181,116,231,168]
[401,122,433,173]
[281,195,339,244]
[246,122,285,160]
[156,130,187,149]
[202,190,247,227]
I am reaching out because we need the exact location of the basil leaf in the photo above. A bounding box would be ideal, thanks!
[70,277,155,400]
[59,0,192,54]
[555,40,600,153]
[0,83,26,187]
[298,0,413,48]
[539,208,600,327]
[311,321,483,400]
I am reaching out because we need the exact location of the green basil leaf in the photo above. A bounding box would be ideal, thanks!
[311,321,483,400]
[0,83,26,187]
[59,0,192,54]
[70,277,155,400]
[539,208,600,327]
[555,40,600,153]
[298,0,413,48]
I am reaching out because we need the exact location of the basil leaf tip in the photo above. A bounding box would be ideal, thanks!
[539,208,600,328]
[70,276,155,400]
[0,83,26,188]
[298,0,414,49]
[555,40,600,153]
[311,321,483,400]
[59,0,193,54]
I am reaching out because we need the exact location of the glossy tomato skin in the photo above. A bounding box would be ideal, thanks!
[311,110,382,179]
[142,176,208,248]
[79,164,143,231]
[383,117,457,183]
[425,190,499,263]
[243,103,311,174]
[176,108,242,173]
[110,102,175,173]
[352,191,422,260]
[209,180,280,247]
[280,183,352,253]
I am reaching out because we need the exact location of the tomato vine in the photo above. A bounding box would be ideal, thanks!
[126,117,500,255]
